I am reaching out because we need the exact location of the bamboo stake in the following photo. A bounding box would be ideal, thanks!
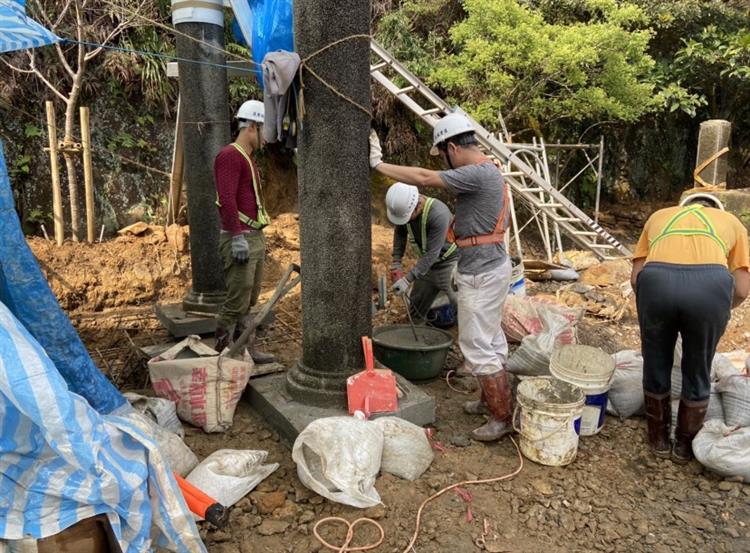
[45,101,64,246]
[80,106,95,243]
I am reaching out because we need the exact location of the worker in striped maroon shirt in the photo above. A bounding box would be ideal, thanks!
[213,99,274,363]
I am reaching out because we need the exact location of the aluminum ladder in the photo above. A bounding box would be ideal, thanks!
[369,39,631,260]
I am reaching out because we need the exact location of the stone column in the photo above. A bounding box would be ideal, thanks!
[172,0,228,312]
[286,0,372,407]
[695,120,731,189]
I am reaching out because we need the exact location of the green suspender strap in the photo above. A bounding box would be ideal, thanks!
[215,143,272,230]
[405,198,457,261]
[648,205,728,255]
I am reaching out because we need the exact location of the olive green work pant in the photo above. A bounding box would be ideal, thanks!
[217,231,265,331]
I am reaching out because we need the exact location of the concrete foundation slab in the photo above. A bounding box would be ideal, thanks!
[246,372,436,446]
[155,303,217,338]
[155,303,276,338]
[680,188,750,232]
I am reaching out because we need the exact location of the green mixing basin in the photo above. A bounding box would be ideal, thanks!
[372,324,453,381]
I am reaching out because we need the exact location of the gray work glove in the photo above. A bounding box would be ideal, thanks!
[231,234,250,264]
[369,129,383,169]
[392,276,410,296]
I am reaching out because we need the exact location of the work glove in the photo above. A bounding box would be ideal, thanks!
[231,234,250,264]
[369,129,383,169]
[392,276,410,296]
[390,260,404,283]
[450,265,458,292]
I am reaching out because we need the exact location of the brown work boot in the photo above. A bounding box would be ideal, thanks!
[672,398,708,464]
[464,388,490,416]
[644,391,671,459]
[472,370,513,442]
[214,325,232,354]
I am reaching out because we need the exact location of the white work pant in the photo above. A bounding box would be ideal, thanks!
[456,258,512,376]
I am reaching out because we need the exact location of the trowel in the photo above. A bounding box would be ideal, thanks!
[347,336,398,418]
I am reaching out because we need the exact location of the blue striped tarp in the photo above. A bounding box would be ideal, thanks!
[0,298,206,552]
[0,1,59,53]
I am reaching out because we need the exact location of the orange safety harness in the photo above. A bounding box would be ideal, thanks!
[446,157,510,248]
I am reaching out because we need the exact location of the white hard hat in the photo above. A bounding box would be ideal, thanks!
[430,112,475,155]
[680,192,724,211]
[385,182,420,225]
[235,100,264,125]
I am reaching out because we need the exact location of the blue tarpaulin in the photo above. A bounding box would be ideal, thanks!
[0,140,126,414]
[0,1,59,53]
[230,0,294,84]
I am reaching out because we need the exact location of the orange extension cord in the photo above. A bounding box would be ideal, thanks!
[313,436,524,553]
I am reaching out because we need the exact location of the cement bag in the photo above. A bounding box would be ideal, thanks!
[373,417,433,481]
[693,420,750,482]
[186,449,279,509]
[502,295,581,345]
[125,411,199,477]
[717,375,750,427]
[507,308,569,376]
[606,350,644,419]
[148,335,253,433]
[124,392,184,437]
[705,383,725,422]
[292,412,383,508]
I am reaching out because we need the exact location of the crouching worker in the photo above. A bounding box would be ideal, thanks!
[213,99,274,363]
[386,182,458,323]
[370,113,513,442]
[632,193,749,463]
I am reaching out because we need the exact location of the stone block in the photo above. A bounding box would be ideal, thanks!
[680,189,750,232]
[695,120,731,188]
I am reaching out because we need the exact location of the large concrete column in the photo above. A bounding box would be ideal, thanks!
[286,0,372,406]
[172,0,228,312]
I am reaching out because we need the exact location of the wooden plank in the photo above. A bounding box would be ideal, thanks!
[80,106,95,243]
[45,101,64,246]
[169,95,185,224]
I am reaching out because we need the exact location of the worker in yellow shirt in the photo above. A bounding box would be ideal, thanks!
[631,193,750,463]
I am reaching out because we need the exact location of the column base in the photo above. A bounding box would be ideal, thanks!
[285,360,349,408]
[182,288,226,315]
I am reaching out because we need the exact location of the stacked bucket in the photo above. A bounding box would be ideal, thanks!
[514,345,615,466]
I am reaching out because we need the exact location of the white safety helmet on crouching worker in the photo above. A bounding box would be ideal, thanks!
[430,112,475,155]
[235,100,264,127]
[680,192,725,211]
[386,182,420,225]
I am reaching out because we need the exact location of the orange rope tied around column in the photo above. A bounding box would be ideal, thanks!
[298,34,373,119]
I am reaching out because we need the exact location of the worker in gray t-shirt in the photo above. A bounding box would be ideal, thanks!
[370,112,513,443]
[385,182,458,324]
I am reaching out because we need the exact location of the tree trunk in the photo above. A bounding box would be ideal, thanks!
[63,73,83,241]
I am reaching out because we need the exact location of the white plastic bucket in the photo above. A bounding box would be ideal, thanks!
[514,377,585,466]
[550,345,616,436]
[510,260,526,297]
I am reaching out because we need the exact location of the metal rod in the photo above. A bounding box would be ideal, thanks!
[45,101,64,246]
[401,294,420,342]
[80,106,95,243]
[595,135,604,227]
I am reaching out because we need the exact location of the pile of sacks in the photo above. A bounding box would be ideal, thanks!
[292,413,434,508]
[503,295,584,377]
[607,341,750,482]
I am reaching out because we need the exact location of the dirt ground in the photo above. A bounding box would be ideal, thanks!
[28,212,750,553]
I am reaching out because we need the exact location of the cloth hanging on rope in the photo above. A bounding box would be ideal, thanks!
[262,50,301,147]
